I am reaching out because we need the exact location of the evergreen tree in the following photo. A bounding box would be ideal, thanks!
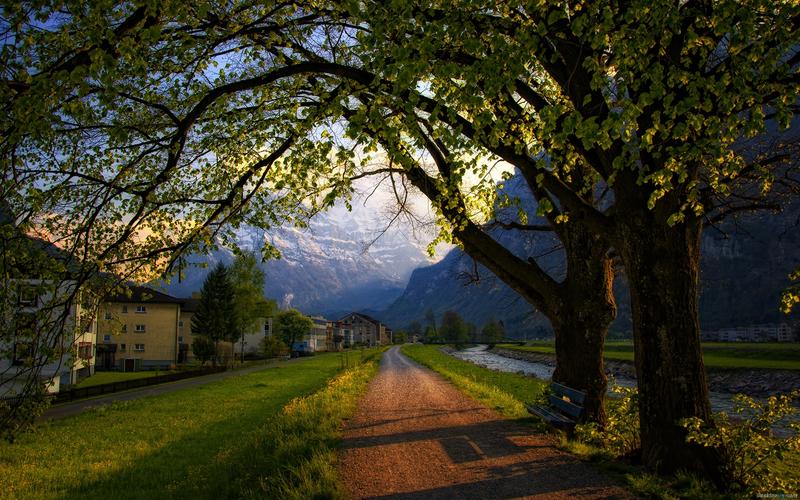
[191,263,238,366]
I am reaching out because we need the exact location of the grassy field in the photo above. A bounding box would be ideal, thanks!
[401,344,547,422]
[498,341,800,370]
[74,370,175,388]
[0,350,382,499]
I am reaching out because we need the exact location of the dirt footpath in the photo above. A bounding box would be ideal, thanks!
[338,346,632,499]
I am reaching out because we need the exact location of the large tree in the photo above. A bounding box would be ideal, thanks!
[2,1,798,482]
[312,2,799,481]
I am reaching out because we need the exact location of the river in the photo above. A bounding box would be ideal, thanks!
[450,345,739,415]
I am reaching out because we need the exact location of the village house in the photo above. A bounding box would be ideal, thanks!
[97,286,184,371]
[335,313,392,347]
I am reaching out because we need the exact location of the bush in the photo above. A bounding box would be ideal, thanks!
[681,389,800,494]
[260,335,287,358]
[575,382,640,457]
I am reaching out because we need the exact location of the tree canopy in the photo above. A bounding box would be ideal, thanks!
[272,309,313,352]
[2,0,799,482]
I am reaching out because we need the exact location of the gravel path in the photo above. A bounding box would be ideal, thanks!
[338,346,632,499]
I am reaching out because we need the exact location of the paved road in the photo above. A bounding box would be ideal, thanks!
[41,362,282,421]
[338,346,632,499]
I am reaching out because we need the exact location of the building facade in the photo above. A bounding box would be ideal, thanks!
[335,313,392,347]
[1,280,96,394]
[97,286,183,371]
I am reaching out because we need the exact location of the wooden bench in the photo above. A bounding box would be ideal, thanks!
[526,382,586,431]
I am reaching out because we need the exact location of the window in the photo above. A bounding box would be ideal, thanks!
[104,310,112,320]
[17,285,38,306]
[12,342,33,366]
[120,343,126,351]
[121,324,127,333]
[135,305,146,314]
[78,342,93,360]
[178,336,183,343]
[15,312,36,335]
[103,334,111,342]
[134,324,146,333]
[133,343,144,352]
[121,305,128,314]
[178,320,184,327]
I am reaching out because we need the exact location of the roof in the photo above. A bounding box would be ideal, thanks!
[105,284,184,304]
[339,312,383,326]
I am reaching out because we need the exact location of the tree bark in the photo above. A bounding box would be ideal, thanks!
[551,225,616,425]
[616,205,725,482]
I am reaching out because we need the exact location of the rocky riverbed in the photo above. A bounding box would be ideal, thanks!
[492,347,800,397]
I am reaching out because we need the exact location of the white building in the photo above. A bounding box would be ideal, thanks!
[1,280,96,396]
[233,316,273,358]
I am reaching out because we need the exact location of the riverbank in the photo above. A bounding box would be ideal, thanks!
[492,347,800,397]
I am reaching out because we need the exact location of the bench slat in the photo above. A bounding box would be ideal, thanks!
[548,394,584,419]
[526,404,575,429]
[551,382,587,405]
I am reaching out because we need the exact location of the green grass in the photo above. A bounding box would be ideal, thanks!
[0,350,383,499]
[498,341,800,370]
[74,370,174,388]
[401,344,547,422]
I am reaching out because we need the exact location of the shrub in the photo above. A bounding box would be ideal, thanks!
[681,389,800,494]
[260,335,287,358]
[575,383,640,457]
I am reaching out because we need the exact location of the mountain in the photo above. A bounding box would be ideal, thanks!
[160,202,438,317]
[380,200,800,337]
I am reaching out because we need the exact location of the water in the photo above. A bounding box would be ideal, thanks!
[450,345,733,414]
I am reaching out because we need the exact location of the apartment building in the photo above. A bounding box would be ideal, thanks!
[97,286,183,371]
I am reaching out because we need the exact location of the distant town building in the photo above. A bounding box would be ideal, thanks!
[335,313,392,347]
[701,322,797,342]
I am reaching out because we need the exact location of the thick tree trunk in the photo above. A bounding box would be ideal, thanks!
[618,210,725,482]
[551,226,616,425]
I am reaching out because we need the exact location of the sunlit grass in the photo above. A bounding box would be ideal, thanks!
[0,350,383,499]
[498,342,800,370]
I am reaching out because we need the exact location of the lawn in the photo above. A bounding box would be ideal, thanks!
[0,350,382,499]
[498,341,800,370]
[74,370,175,388]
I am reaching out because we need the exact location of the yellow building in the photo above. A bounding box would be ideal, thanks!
[97,286,183,371]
